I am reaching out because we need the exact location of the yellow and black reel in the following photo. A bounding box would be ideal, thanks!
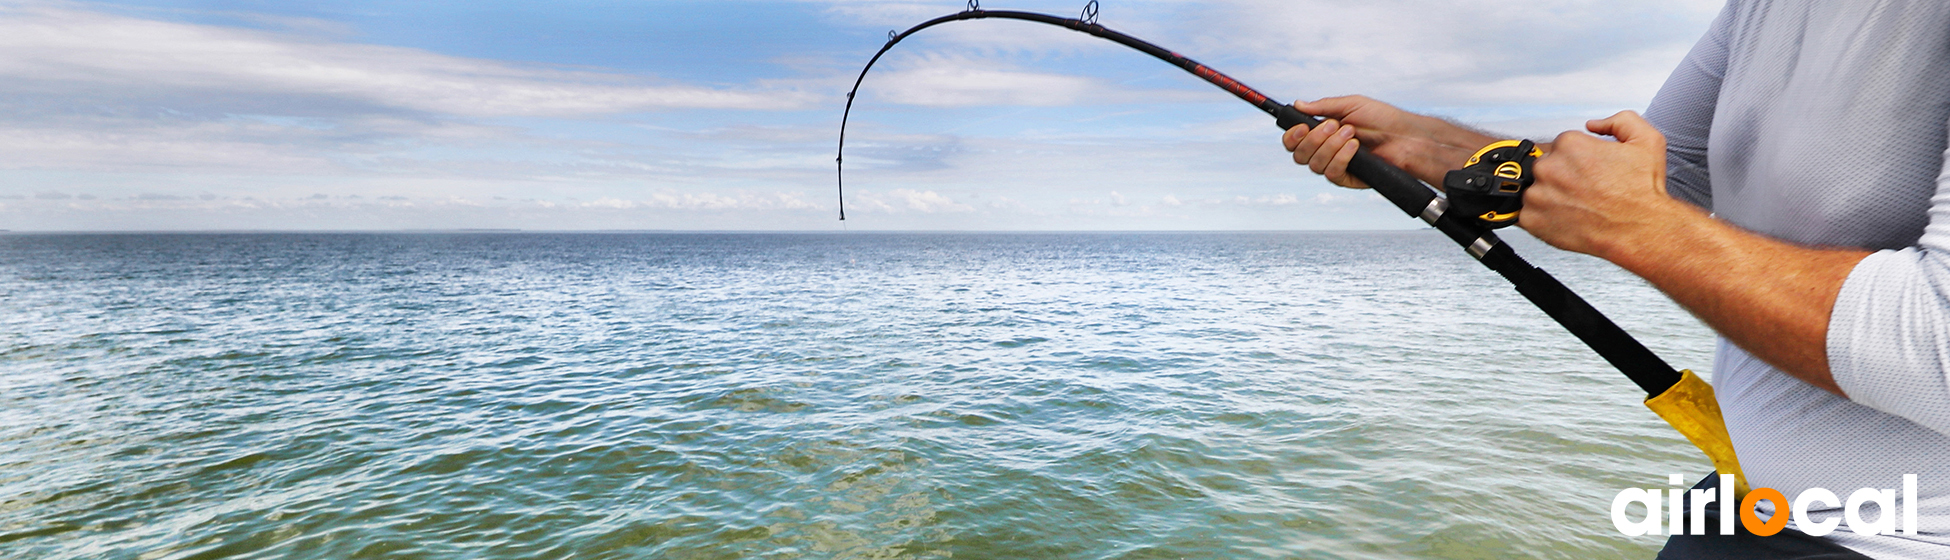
[1442,140,1543,228]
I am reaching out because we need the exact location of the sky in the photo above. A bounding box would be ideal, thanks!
[0,0,1725,231]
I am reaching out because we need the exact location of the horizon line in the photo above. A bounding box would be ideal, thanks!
[0,228,1437,235]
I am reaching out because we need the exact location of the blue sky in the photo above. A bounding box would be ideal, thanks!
[0,0,1723,231]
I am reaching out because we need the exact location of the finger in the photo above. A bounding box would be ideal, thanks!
[1282,123,1312,152]
[1586,110,1663,149]
[1552,129,1595,150]
[1310,123,1358,176]
[1583,110,1635,136]
[1324,137,1367,188]
[1530,144,1586,189]
[1295,95,1369,120]
[1293,119,1339,167]
[1514,203,1553,240]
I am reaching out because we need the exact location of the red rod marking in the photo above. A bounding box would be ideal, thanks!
[1192,65,1267,106]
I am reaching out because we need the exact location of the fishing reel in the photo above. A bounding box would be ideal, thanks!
[1442,140,1542,229]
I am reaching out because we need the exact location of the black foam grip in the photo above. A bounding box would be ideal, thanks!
[1271,104,1433,218]
[1478,243,1681,395]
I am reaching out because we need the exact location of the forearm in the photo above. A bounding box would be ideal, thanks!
[1401,115,1554,186]
[1395,115,1500,185]
[1419,114,1501,154]
[1286,96,1513,187]
[1595,203,1870,395]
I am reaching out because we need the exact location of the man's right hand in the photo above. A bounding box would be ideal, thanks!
[1280,95,1501,188]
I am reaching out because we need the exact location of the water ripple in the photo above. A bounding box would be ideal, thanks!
[0,232,1714,559]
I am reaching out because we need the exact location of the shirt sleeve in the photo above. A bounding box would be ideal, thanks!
[1828,125,1950,437]
[1644,2,1733,210]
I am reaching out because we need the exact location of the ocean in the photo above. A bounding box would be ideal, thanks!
[0,231,1715,559]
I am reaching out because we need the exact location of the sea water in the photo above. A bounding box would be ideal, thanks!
[0,232,1715,559]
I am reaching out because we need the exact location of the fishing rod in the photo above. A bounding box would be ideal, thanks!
[837,1,1746,494]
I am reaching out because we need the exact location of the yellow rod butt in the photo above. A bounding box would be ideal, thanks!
[1644,369,1751,497]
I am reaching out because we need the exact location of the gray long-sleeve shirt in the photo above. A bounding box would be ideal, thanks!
[1641,1,1950,557]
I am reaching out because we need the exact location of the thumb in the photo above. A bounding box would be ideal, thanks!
[1295,95,1369,120]
[1585,110,1665,150]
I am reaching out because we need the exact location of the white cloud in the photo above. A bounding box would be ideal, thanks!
[632,191,821,211]
[866,60,1101,107]
[1439,45,1696,107]
[1239,193,1300,207]
[1168,0,1721,109]
[0,2,808,117]
[845,188,973,214]
[0,189,821,212]
[0,115,508,173]
[816,0,1181,50]
[858,53,1208,108]
[0,2,856,184]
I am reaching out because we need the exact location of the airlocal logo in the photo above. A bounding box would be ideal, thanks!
[1613,474,1918,537]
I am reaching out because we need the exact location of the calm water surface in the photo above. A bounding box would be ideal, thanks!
[0,232,1715,559]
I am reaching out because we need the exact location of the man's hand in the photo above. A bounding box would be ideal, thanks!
[1523,110,1691,259]
[1280,95,1500,187]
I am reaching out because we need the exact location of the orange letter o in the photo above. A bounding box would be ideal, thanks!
[1739,488,1790,536]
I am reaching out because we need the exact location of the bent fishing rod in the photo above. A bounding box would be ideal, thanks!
[838,1,1747,492]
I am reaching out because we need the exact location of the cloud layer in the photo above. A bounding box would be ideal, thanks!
[0,3,804,117]
[0,0,1722,231]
